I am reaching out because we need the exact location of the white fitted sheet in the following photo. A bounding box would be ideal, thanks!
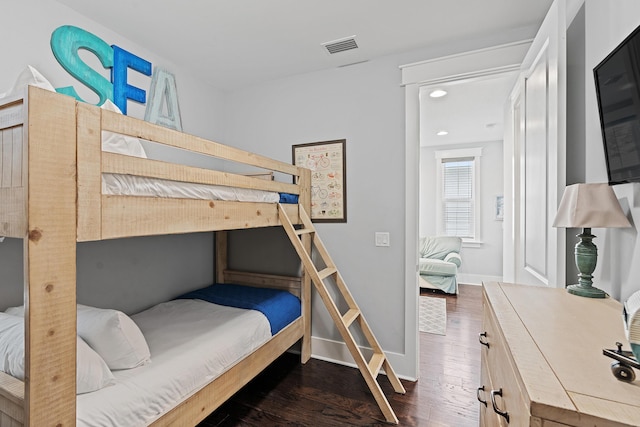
[102,173,281,203]
[76,299,271,427]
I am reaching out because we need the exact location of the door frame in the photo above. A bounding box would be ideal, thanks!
[400,40,531,379]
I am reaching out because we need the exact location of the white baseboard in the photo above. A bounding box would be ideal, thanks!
[457,273,502,286]
[309,336,417,381]
[305,273,500,381]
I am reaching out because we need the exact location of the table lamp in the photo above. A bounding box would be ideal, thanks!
[553,183,631,298]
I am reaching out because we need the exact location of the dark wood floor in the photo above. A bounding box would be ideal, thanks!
[198,284,483,427]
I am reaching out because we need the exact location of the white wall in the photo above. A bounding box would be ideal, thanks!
[0,0,229,313]
[584,0,640,301]
[420,141,504,284]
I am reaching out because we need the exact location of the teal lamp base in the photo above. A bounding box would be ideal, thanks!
[567,228,607,299]
[567,283,607,298]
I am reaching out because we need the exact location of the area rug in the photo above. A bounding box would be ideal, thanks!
[419,296,446,335]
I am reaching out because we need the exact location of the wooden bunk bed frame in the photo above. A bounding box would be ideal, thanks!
[0,87,312,426]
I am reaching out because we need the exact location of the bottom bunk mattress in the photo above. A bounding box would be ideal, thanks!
[76,287,300,426]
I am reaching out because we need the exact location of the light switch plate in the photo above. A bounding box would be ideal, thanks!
[375,232,390,247]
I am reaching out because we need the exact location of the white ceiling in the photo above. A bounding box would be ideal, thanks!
[54,0,553,146]
[55,0,552,90]
[420,71,519,146]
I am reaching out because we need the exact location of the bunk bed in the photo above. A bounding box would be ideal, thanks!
[0,86,312,426]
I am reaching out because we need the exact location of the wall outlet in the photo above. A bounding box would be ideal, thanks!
[375,232,390,247]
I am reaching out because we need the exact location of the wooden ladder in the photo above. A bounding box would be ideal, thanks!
[278,204,406,424]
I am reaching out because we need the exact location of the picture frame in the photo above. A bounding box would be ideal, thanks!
[292,139,347,223]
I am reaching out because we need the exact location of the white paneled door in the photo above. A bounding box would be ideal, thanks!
[506,0,566,287]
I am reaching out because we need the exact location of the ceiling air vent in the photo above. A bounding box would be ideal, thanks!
[322,36,358,55]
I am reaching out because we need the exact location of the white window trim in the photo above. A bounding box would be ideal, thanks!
[435,147,483,246]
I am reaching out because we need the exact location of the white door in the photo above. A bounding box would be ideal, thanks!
[506,0,566,287]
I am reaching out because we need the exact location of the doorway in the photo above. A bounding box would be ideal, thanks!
[400,40,531,380]
[418,73,516,288]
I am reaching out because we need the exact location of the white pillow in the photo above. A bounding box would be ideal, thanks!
[3,306,24,317]
[0,65,56,98]
[101,99,148,158]
[0,312,115,394]
[76,304,151,370]
[5,304,151,370]
[0,313,24,379]
[76,336,116,393]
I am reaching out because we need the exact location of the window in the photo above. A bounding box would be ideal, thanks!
[435,148,482,244]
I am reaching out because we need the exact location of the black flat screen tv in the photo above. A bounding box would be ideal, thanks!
[594,23,640,185]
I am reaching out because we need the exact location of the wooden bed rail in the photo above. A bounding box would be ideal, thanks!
[75,99,311,241]
[101,153,299,195]
[2,83,308,236]
[100,107,299,176]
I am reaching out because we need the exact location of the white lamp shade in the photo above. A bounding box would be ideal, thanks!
[553,183,631,228]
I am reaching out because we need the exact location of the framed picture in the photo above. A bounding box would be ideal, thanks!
[292,139,347,223]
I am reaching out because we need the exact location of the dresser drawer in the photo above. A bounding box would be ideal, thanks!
[481,299,530,426]
[480,356,503,427]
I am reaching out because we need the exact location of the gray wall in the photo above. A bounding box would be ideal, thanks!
[224,56,408,352]
[223,27,537,375]
[564,3,586,286]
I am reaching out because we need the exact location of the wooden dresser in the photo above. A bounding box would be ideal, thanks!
[479,282,640,426]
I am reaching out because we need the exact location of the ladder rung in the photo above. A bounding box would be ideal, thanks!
[342,308,360,327]
[295,228,315,236]
[368,353,385,377]
[317,267,337,280]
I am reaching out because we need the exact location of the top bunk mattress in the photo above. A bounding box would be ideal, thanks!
[102,173,282,203]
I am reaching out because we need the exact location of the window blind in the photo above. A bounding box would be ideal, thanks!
[442,158,474,238]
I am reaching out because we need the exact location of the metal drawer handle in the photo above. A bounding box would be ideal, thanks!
[490,388,510,423]
[477,385,487,407]
[479,332,490,348]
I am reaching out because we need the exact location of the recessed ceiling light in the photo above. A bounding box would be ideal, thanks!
[437,130,448,136]
[429,89,448,98]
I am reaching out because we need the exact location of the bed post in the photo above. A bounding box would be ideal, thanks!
[215,230,228,283]
[297,167,312,363]
[76,102,103,242]
[24,87,77,426]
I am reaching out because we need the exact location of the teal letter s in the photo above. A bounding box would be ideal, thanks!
[51,25,113,106]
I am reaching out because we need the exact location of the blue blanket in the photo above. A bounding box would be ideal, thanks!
[176,284,301,335]
[279,193,298,204]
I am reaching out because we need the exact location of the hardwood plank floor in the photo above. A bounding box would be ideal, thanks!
[198,284,483,426]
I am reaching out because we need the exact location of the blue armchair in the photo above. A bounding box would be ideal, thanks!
[418,236,462,294]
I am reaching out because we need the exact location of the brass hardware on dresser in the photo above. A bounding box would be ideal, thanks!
[480,282,640,427]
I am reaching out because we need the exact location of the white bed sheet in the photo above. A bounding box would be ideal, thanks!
[102,173,281,203]
[76,299,271,427]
